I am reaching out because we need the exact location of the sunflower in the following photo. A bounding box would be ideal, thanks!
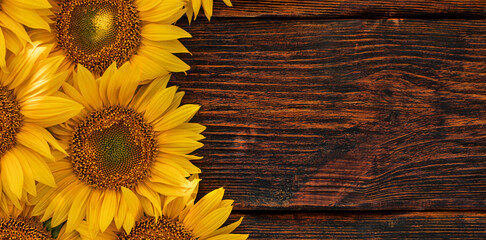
[118,187,249,240]
[0,43,83,212]
[69,179,248,240]
[0,203,55,239]
[29,0,191,83]
[0,0,52,69]
[185,0,232,22]
[31,62,204,236]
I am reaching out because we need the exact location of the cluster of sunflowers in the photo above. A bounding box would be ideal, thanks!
[0,0,248,239]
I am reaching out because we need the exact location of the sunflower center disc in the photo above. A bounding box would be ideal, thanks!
[118,216,194,240]
[0,85,22,157]
[57,0,141,74]
[70,106,156,189]
[0,218,53,240]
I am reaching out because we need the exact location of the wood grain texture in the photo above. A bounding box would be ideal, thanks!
[231,211,486,239]
[172,19,486,210]
[209,0,486,18]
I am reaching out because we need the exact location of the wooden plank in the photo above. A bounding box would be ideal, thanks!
[172,19,486,210]
[231,211,486,239]
[210,0,486,18]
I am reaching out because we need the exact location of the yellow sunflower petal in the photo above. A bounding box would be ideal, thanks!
[5,44,50,89]
[130,51,171,81]
[0,12,30,43]
[202,0,213,20]
[105,63,130,106]
[184,188,225,230]
[1,180,22,209]
[3,28,25,55]
[158,153,201,174]
[144,86,177,123]
[153,104,200,132]
[141,24,191,42]
[27,123,67,155]
[15,155,36,196]
[17,146,56,187]
[145,40,189,54]
[185,2,194,23]
[116,63,140,106]
[99,189,118,232]
[178,123,207,134]
[223,0,233,7]
[21,96,83,127]
[219,199,234,208]
[1,2,50,30]
[192,0,202,19]
[160,128,205,141]
[165,91,185,113]
[192,206,233,238]
[123,211,135,235]
[131,73,170,111]
[98,62,118,104]
[139,1,185,23]
[135,0,162,12]
[150,163,190,187]
[156,155,191,177]
[62,82,92,111]
[135,183,162,217]
[17,66,68,101]
[158,137,204,155]
[16,124,54,160]
[0,149,24,199]
[137,45,190,73]
[115,192,128,230]
[121,187,140,217]
[66,186,91,233]
[75,64,103,109]
[40,179,77,222]
[139,196,156,217]
[51,184,82,227]
[145,181,187,196]
[0,28,6,68]
[204,217,244,238]
[32,174,73,217]
[205,234,249,240]
[8,0,51,9]
[87,190,102,234]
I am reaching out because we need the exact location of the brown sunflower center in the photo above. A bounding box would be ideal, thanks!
[0,218,53,240]
[118,216,194,240]
[70,106,156,189]
[56,0,141,75]
[0,85,22,157]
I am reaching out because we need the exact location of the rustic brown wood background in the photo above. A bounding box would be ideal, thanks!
[173,1,486,239]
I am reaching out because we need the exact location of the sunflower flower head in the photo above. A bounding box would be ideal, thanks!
[185,0,232,22]
[0,43,82,212]
[30,0,192,83]
[0,0,53,69]
[31,62,204,236]
[120,187,249,240]
[69,177,249,240]
[0,203,55,239]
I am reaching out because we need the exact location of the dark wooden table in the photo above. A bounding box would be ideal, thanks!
[173,1,486,239]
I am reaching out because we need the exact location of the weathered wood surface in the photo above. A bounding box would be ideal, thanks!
[210,0,486,18]
[173,19,486,210]
[230,212,486,239]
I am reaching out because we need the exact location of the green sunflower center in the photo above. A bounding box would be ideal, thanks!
[70,106,156,189]
[57,0,141,75]
[118,216,194,240]
[70,3,117,54]
[0,85,22,157]
[0,218,53,240]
